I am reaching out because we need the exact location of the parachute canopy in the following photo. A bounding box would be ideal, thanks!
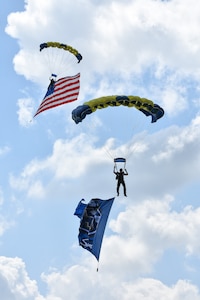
[74,198,114,261]
[40,41,82,79]
[40,42,82,63]
[35,42,82,117]
[72,95,164,124]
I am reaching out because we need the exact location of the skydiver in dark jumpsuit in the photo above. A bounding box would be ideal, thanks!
[113,167,128,197]
[48,78,55,91]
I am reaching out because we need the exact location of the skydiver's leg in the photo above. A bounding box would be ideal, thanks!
[117,181,120,196]
[122,182,127,196]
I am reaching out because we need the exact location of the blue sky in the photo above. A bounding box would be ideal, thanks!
[1,0,200,299]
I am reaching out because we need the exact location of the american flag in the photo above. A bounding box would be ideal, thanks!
[34,73,80,117]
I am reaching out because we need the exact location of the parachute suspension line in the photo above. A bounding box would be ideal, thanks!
[114,161,118,172]
[42,47,53,78]
[78,109,116,163]
[42,46,60,79]
[123,136,145,163]
[125,148,135,161]
[103,107,145,162]
[79,114,124,165]
[56,49,76,78]
[122,105,153,162]
[49,46,57,73]
[102,145,115,161]
[40,42,82,80]
[123,109,147,159]
[125,142,140,162]
[72,95,164,163]
[48,47,71,78]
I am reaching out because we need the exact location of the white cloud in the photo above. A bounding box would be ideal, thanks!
[3,2,200,298]
[2,195,200,300]
[120,278,200,300]
[37,195,200,299]
[17,97,35,127]
[0,255,199,300]
[160,88,188,116]
[8,112,200,203]
[40,266,200,300]
[108,196,200,264]
[0,256,44,300]
[152,115,200,163]
[0,216,14,237]
[27,180,45,199]
[5,0,200,117]
[0,146,10,157]
[6,0,200,78]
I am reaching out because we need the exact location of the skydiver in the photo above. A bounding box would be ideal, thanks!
[48,78,55,91]
[48,74,57,91]
[113,167,128,197]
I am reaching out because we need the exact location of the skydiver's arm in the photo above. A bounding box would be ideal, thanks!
[124,169,128,175]
[113,166,117,174]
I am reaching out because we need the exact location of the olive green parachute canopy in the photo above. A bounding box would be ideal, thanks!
[72,95,164,124]
[40,42,82,63]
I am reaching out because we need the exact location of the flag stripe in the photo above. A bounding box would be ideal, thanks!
[38,81,80,109]
[35,93,80,115]
[34,73,80,117]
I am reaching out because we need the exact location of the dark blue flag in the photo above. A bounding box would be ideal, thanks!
[74,198,114,261]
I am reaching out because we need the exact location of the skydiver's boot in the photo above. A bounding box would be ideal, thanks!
[124,186,127,197]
